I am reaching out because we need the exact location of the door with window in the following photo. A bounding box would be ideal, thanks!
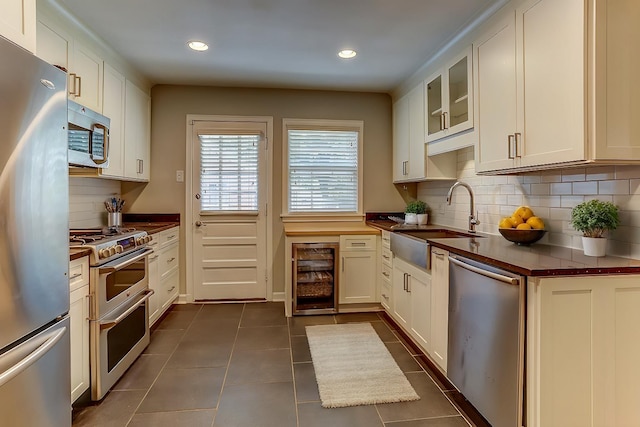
[191,120,269,300]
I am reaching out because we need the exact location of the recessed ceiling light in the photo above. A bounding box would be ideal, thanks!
[338,49,357,59]
[188,41,209,52]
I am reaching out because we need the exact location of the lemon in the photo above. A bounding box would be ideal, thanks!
[499,217,515,229]
[510,215,524,226]
[526,216,545,230]
[516,223,532,230]
[513,206,534,221]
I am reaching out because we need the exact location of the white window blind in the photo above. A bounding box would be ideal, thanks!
[288,129,358,212]
[199,133,260,212]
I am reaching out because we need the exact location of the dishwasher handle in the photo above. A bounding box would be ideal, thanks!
[448,256,519,285]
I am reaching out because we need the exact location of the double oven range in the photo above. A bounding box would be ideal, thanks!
[70,228,154,401]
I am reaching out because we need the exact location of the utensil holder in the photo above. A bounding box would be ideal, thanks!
[107,212,122,228]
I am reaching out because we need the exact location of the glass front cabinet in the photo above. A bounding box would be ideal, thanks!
[425,47,473,143]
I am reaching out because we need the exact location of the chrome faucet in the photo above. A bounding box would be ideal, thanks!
[446,181,480,233]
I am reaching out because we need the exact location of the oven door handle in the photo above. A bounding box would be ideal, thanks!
[99,290,154,331]
[98,248,154,274]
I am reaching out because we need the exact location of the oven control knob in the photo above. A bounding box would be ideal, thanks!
[109,246,117,256]
[99,248,109,259]
[144,236,152,243]
[115,245,124,253]
[136,237,143,245]
[147,235,153,243]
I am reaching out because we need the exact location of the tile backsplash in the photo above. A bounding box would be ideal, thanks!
[418,147,640,259]
[69,177,120,229]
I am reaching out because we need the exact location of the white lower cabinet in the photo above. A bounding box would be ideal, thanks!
[69,256,89,402]
[430,248,449,372]
[339,235,378,304]
[149,227,180,326]
[391,256,431,351]
[527,275,640,427]
[380,231,393,310]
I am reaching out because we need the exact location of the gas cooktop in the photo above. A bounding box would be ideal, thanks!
[69,228,153,265]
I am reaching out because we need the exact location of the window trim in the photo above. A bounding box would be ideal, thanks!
[281,118,364,221]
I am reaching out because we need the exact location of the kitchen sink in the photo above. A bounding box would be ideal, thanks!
[390,228,481,270]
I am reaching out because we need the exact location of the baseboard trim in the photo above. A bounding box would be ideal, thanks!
[272,291,285,302]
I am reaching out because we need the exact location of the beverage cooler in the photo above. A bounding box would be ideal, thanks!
[292,243,339,315]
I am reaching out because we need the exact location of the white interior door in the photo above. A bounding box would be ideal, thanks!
[191,120,268,301]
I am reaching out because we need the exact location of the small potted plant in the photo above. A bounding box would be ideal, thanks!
[405,200,429,225]
[570,199,620,257]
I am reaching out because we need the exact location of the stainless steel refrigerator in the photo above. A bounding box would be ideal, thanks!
[0,36,71,426]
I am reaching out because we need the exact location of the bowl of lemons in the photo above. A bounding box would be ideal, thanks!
[498,206,546,245]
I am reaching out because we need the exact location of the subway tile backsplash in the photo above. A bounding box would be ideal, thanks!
[69,177,120,229]
[418,147,640,259]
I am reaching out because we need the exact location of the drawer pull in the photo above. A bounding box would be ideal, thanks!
[382,255,390,260]
[351,242,367,246]
[69,272,82,280]
[149,255,159,261]
[381,293,389,301]
[382,272,390,278]
[167,235,176,239]
[168,286,176,292]
[167,257,176,263]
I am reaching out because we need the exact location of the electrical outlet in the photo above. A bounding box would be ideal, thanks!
[176,170,184,182]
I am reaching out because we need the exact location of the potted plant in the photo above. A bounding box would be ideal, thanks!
[570,199,620,257]
[405,200,429,225]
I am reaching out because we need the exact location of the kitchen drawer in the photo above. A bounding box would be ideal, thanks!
[160,269,179,311]
[159,243,179,278]
[381,231,391,249]
[381,262,392,282]
[380,279,392,311]
[382,247,393,267]
[340,234,376,251]
[158,227,179,249]
[69,256,89,292]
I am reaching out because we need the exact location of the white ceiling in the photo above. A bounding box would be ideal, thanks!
[57,0,500,93]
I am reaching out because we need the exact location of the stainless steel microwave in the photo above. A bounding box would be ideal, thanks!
[68,100,110,168]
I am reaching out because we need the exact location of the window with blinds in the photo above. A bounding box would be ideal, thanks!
[198,133,260,212]
[287,128,359,212]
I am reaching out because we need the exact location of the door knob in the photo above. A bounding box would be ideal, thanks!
[195,193,201,199]
[195,221,202,227]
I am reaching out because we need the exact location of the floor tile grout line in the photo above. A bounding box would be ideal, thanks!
[123,304,204,426]
[287,316,301,427]
[213,302,246,418]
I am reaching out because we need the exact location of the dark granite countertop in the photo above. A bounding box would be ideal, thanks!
[70,248,92,261]
[366,218,640,276]
[428,233,640,276]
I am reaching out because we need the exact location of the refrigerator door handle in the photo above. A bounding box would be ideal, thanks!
[0,326,67,388]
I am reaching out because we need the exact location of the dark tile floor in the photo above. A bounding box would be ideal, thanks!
[72,302,473,427]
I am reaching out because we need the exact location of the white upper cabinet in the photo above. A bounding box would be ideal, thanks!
[475,0,640,174]
[124,80,151,181]
[393,83,425,182]
[71,41,103,112]
[393,82,457,182]
[0,0,36,52]
[101,63,126,178]
[425,47,474,144]
[36,18,104,112]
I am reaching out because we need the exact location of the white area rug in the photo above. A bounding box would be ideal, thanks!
[306,322,420,408]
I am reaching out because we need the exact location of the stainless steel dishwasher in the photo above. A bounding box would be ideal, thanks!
[448,255,525,427]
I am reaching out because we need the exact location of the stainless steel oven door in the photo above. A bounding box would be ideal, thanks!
[91,248,153,318]
[90,289,153,401]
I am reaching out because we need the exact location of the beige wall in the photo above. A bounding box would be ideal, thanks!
[122,85,405,296]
